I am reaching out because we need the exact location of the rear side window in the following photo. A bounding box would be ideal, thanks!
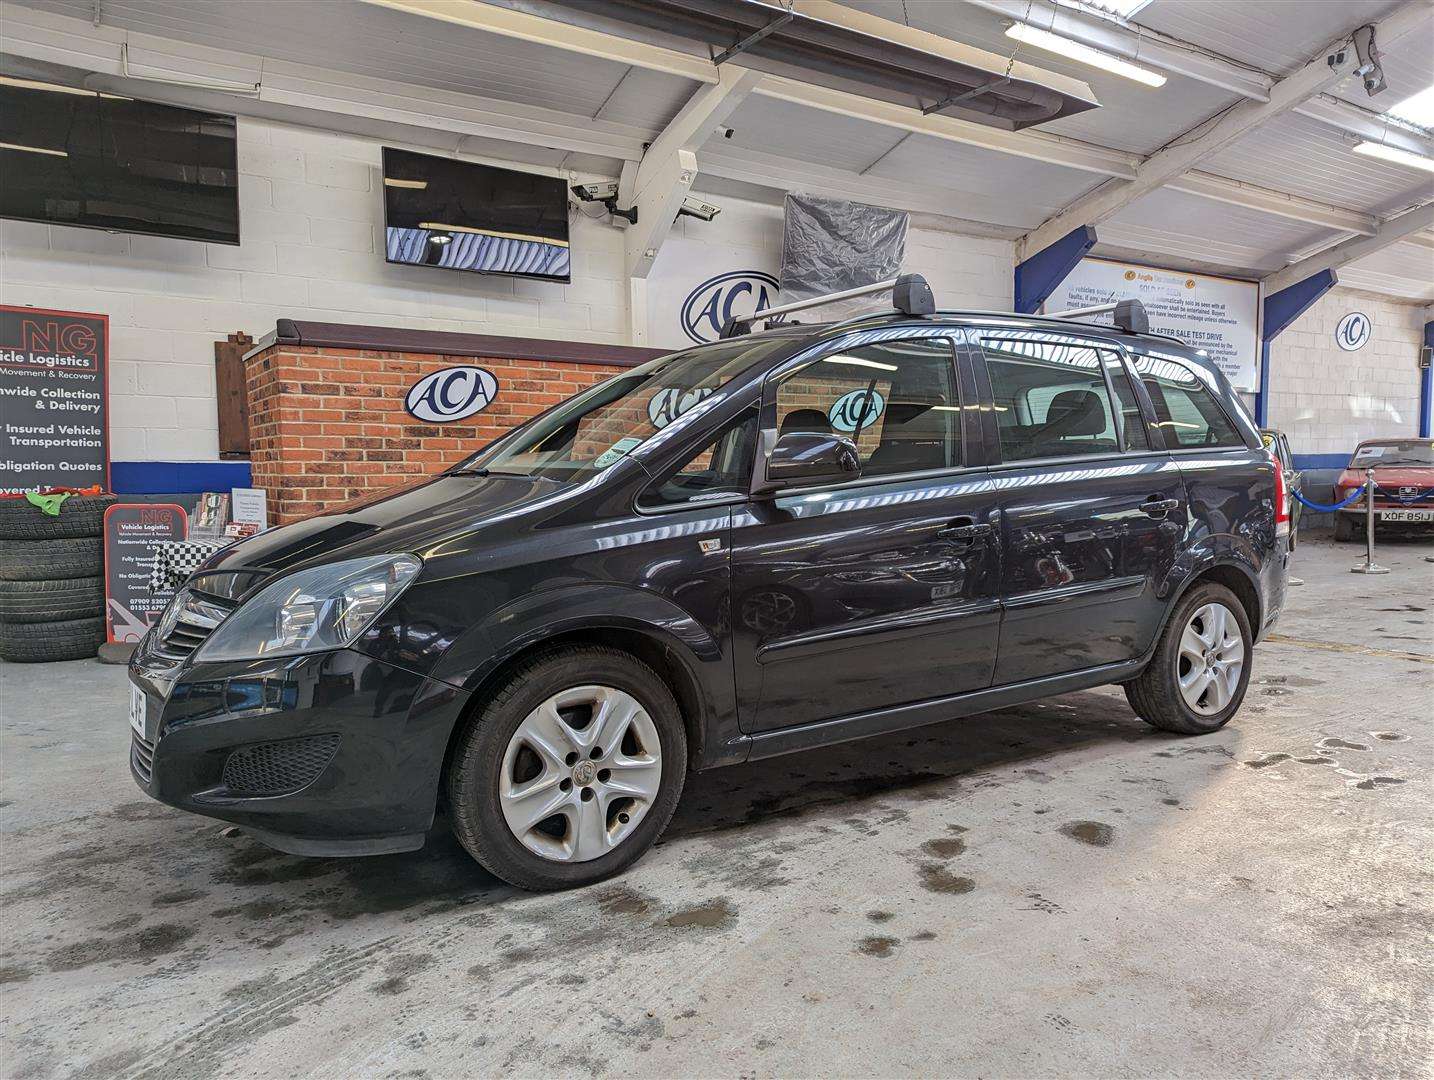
[773,338,962,478]
[982,334,1128,460]
[1133,354,1243,448]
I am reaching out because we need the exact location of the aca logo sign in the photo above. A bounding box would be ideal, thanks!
[405,366,499,422]
[1335,311,1371,352]
[647,386,714,429]
[828,388,885,433]
[680,271,780,344]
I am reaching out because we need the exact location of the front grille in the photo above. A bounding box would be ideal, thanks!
[155,591,235,660]
[222,734,341,797]
[131,731,155,784]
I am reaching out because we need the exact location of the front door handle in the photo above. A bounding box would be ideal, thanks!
[1140,496,1180,518]
[936,519,994,542]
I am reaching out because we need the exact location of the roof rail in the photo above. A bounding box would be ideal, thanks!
[719,273,934,339]
[1044,298,1150,334]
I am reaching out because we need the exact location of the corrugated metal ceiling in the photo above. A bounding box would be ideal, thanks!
[15,0,697,135]
[1138,0,1407,78]
[1201,111,1434,218]
[841,0,1239,155]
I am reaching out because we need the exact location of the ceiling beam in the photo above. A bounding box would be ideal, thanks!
[1167,174,1376,237]
[962,0,1275,102]
[359,0,717,83]
[1262,202,1434,293]
[1019,1,1432,260]
[624,66,761,278]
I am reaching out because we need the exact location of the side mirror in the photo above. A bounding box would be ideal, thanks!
[758,431,861,493]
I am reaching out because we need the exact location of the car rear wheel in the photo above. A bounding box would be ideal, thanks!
[1125,583,1252,735]
[447,645,687,891]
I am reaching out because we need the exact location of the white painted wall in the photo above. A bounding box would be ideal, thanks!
[1265,286,1426,458]
[0,115,1014,463]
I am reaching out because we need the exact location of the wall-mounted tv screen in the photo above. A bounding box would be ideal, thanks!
[382,147,571,283]
[0,78,239,245]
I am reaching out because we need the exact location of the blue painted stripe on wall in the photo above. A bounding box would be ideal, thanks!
[112,460,252,494]
[1292,453,1351,470]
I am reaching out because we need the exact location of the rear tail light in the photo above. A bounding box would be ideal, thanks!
[1271,450,1290,537]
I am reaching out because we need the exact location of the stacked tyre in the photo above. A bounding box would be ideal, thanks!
[0,495,114,662]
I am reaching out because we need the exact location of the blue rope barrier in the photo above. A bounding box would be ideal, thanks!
[1291,485,1367,512]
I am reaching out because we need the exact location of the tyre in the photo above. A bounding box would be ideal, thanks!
[1333,513,1356,542]
[0,495,115,540]
[0,617,105,662]
[447,645,687,891]
[0,538,103,582]
[1125,582,1252,736]
[0,577,104,623]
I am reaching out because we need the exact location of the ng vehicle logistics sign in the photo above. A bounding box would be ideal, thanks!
[1046,259,1260,392]
[0,305,109,493]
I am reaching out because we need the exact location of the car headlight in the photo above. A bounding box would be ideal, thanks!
[195,554,421,662]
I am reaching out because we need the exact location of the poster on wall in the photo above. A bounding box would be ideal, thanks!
[0,305,109,493]
[647,233,781,349]
[1044,259,1260,392]
[103,502,188,645]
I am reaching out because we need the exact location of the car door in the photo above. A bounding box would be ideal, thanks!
[975,329,1185,685]
[729,331,1002,734]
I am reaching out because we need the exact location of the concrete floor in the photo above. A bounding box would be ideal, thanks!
[1,536,1430,1079]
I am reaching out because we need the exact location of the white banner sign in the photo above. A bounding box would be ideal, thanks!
[1046,259,1260,392]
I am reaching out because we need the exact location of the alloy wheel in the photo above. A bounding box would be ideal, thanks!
[1177,602,1244,715]
[498,685,662,862]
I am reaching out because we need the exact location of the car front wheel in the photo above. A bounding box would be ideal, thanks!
[447,645,687,891]
[1125,583,1252,735]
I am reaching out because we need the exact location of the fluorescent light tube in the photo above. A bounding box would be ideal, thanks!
[1006,22,1166,87]
[0,142,68,157]
[1352,140,1434,173]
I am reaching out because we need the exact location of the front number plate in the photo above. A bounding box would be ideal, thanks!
[129,684,148,740]
[1380,509,1433,523]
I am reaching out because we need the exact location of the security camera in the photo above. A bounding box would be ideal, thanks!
[714,125,734,139]
[571,180,635,224]
[571,181,618,202]
[677,195,721,223]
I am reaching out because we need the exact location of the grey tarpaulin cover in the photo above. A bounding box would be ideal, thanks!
[779,193,909,314]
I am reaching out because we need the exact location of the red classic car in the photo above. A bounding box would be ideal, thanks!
[1333,438,1434,540]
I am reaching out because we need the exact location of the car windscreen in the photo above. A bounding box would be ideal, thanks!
[1350,442,1434,468]
[452,336,789,482]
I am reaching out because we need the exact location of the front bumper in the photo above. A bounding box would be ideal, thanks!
[128,642,470,855]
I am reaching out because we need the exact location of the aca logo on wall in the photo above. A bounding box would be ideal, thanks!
[1335,311,1371,352]
[680,271,780,344]
[828,388,885,433]
[405,366,499,422]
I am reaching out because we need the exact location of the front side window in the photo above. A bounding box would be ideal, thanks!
[455,337,789,483]
[772,338,961,479]
[1133,353,1243,448]
[982,333,1124,461]
[639,411,758,509]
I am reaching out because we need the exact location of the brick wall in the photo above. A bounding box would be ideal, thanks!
[246,344,622,524]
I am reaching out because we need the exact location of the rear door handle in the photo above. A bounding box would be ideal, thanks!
[1140,496,1180,517]
[937,519,994,542]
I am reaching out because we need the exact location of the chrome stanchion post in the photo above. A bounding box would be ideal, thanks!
[1351,466,1389,575]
